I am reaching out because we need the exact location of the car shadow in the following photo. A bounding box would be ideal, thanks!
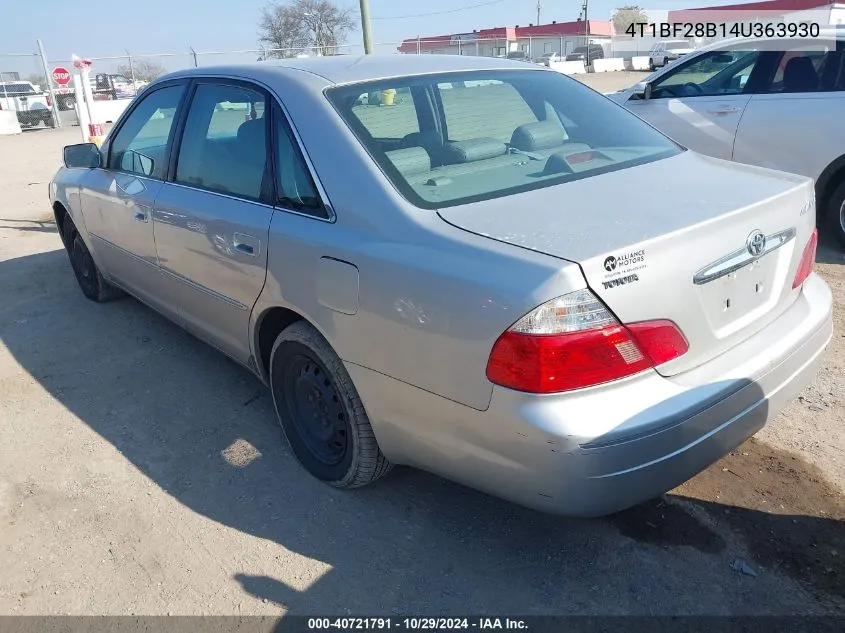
[1,246,843,615]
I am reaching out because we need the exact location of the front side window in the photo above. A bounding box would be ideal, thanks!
[650,49,761,98]
[175,83,268,201]
[327,70,680,209]
[108,84,184,178]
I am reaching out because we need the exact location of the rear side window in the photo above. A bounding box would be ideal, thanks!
[108,84,184,179]
[175,83,268,201]
[327,70,680,209]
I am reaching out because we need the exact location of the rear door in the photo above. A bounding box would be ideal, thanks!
[733,41,845,180]
[152,79,274,364]
[625,48,763,159]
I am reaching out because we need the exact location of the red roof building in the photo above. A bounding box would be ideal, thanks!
[668,0,843,23]
[397,20,613,55]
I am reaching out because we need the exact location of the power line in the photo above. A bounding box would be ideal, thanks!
[371,0,508,21]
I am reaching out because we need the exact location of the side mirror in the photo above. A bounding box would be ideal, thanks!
[119,149,155,176]
[632,81,652,100]
[63,143,101,169]
[711,53,734,64]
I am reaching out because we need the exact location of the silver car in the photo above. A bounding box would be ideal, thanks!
[50,55,833,517]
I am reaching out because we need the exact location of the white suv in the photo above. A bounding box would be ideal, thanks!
[611,33,845,248]
[648,40,696,69]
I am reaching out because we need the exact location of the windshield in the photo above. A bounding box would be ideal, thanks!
[326,70,680,209]
[665,42,691,50]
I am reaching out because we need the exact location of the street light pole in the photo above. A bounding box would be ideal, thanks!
[359,0,373,54]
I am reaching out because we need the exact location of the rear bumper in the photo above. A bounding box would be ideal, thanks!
[349,274,833,517]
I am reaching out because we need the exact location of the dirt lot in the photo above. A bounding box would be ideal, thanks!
[0,71,844,616]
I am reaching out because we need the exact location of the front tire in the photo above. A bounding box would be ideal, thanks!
[270,321,392,488]
[825,180,845,250]
[62,217,123,302]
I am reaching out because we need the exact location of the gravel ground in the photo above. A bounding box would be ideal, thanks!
[0,72,843,616]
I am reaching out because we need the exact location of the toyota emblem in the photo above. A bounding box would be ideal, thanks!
[746,230,766,257]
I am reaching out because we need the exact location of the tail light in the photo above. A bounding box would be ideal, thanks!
[792,228,817,289]
[46,94,52,107]
[486,289,688,394]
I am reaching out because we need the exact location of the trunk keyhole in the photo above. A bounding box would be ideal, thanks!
[724,298,731,310]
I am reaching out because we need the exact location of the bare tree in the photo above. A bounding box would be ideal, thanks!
[611,6,649,37]
[259,0,356,58]
[116,59,166,83]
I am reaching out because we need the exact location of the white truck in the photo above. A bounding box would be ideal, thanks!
[0,81,54,127]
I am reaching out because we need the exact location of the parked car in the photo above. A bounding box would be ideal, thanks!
[648,40,696,69]
[50,55,832,517]
[565,44,605,63]
[0,81,54,127]
[611,32,845,248]
[55,73,148,111]
[536,52,561,66]
[505,50,531,62]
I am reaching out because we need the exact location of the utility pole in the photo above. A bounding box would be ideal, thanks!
[359,0,373,54]
[536,1,542,25]
[36,39,62,128]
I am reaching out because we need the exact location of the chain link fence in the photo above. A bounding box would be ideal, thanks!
[1,36,651,132]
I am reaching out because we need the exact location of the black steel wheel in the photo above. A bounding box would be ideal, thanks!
[270,321,392,488]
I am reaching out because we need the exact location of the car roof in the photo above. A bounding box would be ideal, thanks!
[166,54,538,87]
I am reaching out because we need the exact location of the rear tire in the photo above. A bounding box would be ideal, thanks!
[649,58,655,71]
[62,217,123,302]
[269,321,392,489]
[825,180,845,251]
[663,57,669,67]
[61,95,76,111]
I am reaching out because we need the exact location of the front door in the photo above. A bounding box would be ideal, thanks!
[152,80,274,364]
[625,48,763,160]
[79,83,186,310]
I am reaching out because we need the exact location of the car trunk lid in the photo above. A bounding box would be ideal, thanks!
[437,151,816,376]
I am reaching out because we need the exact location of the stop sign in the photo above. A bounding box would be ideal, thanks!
[51,67,71,86]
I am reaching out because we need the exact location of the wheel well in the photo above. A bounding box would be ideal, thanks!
[815,154,845,220]
[52,201,74,249]
[256,307,304,378]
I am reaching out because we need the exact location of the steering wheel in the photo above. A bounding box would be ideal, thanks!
[682,82,705,96]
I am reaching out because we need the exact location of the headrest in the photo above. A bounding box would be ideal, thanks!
[385,147,431,175]
[442,138,506,164]
[510,121,567,152]
[237,118,265,147]
[783,57,819,93]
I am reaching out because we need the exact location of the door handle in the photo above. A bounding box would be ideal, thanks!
[233,232,258,257]
[708,106,741,115]
[133,210,149,223]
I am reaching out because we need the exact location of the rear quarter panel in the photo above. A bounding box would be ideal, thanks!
[251,71,587,410]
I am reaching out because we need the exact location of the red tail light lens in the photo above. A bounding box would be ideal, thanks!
[792,228,817,289]
[626,320,690,366]
[46,94,53,107]
[486,290,688,394]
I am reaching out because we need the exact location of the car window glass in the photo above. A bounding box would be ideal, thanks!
[175,83,268,201]
[275,114,326,218]
[326,70,680,209]
[349,86,418,139]
[650,50,760,98]
[763,45,836,93]
[438,79,539,142]
[107,84,184,178]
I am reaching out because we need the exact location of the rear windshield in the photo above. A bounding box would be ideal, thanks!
[665,42,691,50]
[325,70,680,209]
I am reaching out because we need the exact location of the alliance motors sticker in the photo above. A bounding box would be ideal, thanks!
[601,249,647,288]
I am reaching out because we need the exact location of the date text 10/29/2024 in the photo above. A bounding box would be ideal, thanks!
[625,21,821,39]
[308,618,528,631]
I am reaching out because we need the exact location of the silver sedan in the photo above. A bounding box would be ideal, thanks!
[50,55,833,516]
